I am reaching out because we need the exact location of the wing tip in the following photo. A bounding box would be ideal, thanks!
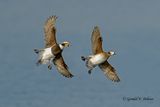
[112,78,120,82]
[45,15,58,25]
[93,26,100,31]
[69,74,74,78]
[64,73,74,78]
[49,15,58,20]
[92,26,100,35]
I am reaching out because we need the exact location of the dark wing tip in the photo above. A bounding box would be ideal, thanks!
[93,26,100,32]
[56,68,74,78]
[113,77,120,82]
[57,68,74,78]
[62,73,74,78]
[94,26,99,29]
[67,73,74,78]
[108,72,120,82]
[47,15,58,21]
[50,15,58,20]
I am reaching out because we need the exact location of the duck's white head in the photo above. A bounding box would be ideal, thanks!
[59,41,70,49]
[108,51,116,56]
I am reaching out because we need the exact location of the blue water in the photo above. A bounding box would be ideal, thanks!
[1,0,160,106]
[0,34,159,107]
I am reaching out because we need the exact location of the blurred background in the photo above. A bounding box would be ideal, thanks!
[0,0,160,107]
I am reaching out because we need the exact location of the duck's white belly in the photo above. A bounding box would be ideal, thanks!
[90,53,107,65]
[42,47,54,63]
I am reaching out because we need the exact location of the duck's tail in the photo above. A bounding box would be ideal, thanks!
[34,49,44,66]
[81,56,92,67]
[81,56,87,61]
[81,56,95,74]
[34,49,41,54]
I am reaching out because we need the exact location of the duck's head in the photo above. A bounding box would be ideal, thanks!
[59,41,70,49]
[108,51,116,56]
[62,41,70,47]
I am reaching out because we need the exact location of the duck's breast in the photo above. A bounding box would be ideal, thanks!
[42,47,54,60]
[90,53,107,65]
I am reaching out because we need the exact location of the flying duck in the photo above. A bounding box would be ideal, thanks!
[34,16,73,78]
[81,26,120,82]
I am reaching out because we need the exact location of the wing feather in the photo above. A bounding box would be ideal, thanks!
[99,61,120,82]
[91,26,103,54]
[44,16,57,48]
[53,54,74,78]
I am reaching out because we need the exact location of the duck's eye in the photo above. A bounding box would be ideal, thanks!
[62,43,65,46]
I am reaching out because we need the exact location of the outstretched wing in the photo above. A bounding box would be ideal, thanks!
[44,16,57,48]
[91,26,104,54]
[53,54,74,78]
[99,61,120,82]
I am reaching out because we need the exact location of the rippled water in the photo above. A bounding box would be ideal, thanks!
[1,0,160,106]
[0,42,159,107]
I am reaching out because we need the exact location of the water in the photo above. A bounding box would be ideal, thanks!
[1,0,160,106]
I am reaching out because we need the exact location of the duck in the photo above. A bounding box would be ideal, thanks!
[34,16,73,78]
[81,26,120,82]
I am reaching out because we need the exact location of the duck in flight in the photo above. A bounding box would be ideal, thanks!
[81,26,120,82]
[34,16,73,78]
